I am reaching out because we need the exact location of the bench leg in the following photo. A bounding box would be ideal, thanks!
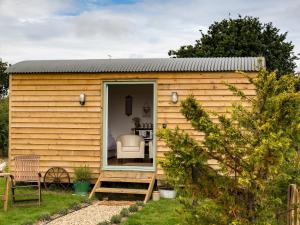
[4,176,10,211]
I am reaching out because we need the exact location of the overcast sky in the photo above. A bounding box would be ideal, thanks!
[0,0,299,71]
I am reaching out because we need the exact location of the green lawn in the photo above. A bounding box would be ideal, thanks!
[122,199,180,225]
[0,178,85,225]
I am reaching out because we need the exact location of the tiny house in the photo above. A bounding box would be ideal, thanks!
[6,57,263,189]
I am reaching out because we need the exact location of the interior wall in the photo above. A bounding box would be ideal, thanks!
[108,84,153,140]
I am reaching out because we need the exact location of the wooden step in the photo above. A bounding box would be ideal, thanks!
[95,187,148,195]
[100,177,152,183]
[89,171,156,203]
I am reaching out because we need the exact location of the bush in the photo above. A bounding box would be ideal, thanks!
[136,201,145,207]
[110,215,122,224]
[21,221,34,225]
[98,221,110,225]
[69,202,81,211]
[58,208,68,216]
[74,165,92,182]
[39,212,51,221]
[128,204,138,212]
[0,98,8,157]
[158,70,300,224]
[120,208,129,217]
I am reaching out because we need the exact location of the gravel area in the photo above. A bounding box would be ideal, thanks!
[45,201,132,225]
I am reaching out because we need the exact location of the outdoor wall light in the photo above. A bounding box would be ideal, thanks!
[79,93,85,105]
[171,92,178,103]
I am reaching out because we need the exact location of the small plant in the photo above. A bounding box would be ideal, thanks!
[69,202,81,211]
[39,212,51,221]
[120,208,129,217]
[128,204,138,212]
[136,201,145,207]
[110,214,122,224]
[82,197,92,205]
[74,165,92,182]
[21,221,34,225]
[98,221,110,225]
[58,208,69,216]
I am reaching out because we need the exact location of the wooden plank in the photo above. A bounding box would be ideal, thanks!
[12,79,102,85]
[144,174,156,203]
[11,106,101,112]
[102,171,154,179]
[11,128,100,135]
[11,90,100,96]
[94,187,148,195]
[158,83,254,90]
[11,149,100,156]
[11,84,100,91]
[11,95,101,102]
[11,101,101,107]
[12,111,101,118]
[158,89,256,96]
[158,95,244,101]
[11,144,100,151]
[157,78,252,84]
[11,117,101,124]
[100,177,152,183]
[10,138,100,145]
[89,173,103,199]
[11,123,101,129]
[12,133,100,140]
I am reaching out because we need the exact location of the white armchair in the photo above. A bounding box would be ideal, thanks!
[117,135,145,159]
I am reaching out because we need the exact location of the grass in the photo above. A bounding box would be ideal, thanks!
[121,199,180,225]
[0,178,85,225]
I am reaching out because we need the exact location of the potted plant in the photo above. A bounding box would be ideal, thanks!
[73,165,92,196]
[158,180,176,199]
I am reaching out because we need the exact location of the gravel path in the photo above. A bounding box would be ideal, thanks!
[45,201,131,225]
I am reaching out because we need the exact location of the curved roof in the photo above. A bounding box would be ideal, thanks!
[6,57,265,74]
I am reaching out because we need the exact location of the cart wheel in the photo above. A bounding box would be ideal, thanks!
[44,167,70,190]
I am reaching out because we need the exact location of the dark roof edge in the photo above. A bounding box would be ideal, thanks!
[6,57,266,74]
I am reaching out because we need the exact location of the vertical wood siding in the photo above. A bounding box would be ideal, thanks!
[9,72,256,180]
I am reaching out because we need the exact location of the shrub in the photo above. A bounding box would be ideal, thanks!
[128,204,138,212]
[74,165,92,182]
[69,202,81,211]
[58,208,68,216]
[158,70,300,224]
[82,197,92,204]
[136,201,145,207]
[120,208,129,217]
[110,215,122,224]
[21,221,34,225]
[98,221,110,225]
[39,212,51,221]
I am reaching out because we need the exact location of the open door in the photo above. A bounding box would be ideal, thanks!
[103,81,156,171]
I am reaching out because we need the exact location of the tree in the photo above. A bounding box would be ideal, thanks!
[169,16,298,76]
[0,60,9,98]
[0,98,8,156]
[158,70,300,224]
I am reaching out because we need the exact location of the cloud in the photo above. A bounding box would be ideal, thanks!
[0,0,299,71]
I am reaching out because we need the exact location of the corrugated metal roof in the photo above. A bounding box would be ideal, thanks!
[6,57,265,74]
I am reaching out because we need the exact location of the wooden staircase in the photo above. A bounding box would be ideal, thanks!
[89,171,156,203]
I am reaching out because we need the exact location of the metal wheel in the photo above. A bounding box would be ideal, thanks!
[44,167,70,190]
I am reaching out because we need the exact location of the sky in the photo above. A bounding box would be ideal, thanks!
[0,0,299,71]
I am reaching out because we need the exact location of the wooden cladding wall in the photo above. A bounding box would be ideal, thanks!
[9,72,256,180]
[9,74,102,180]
